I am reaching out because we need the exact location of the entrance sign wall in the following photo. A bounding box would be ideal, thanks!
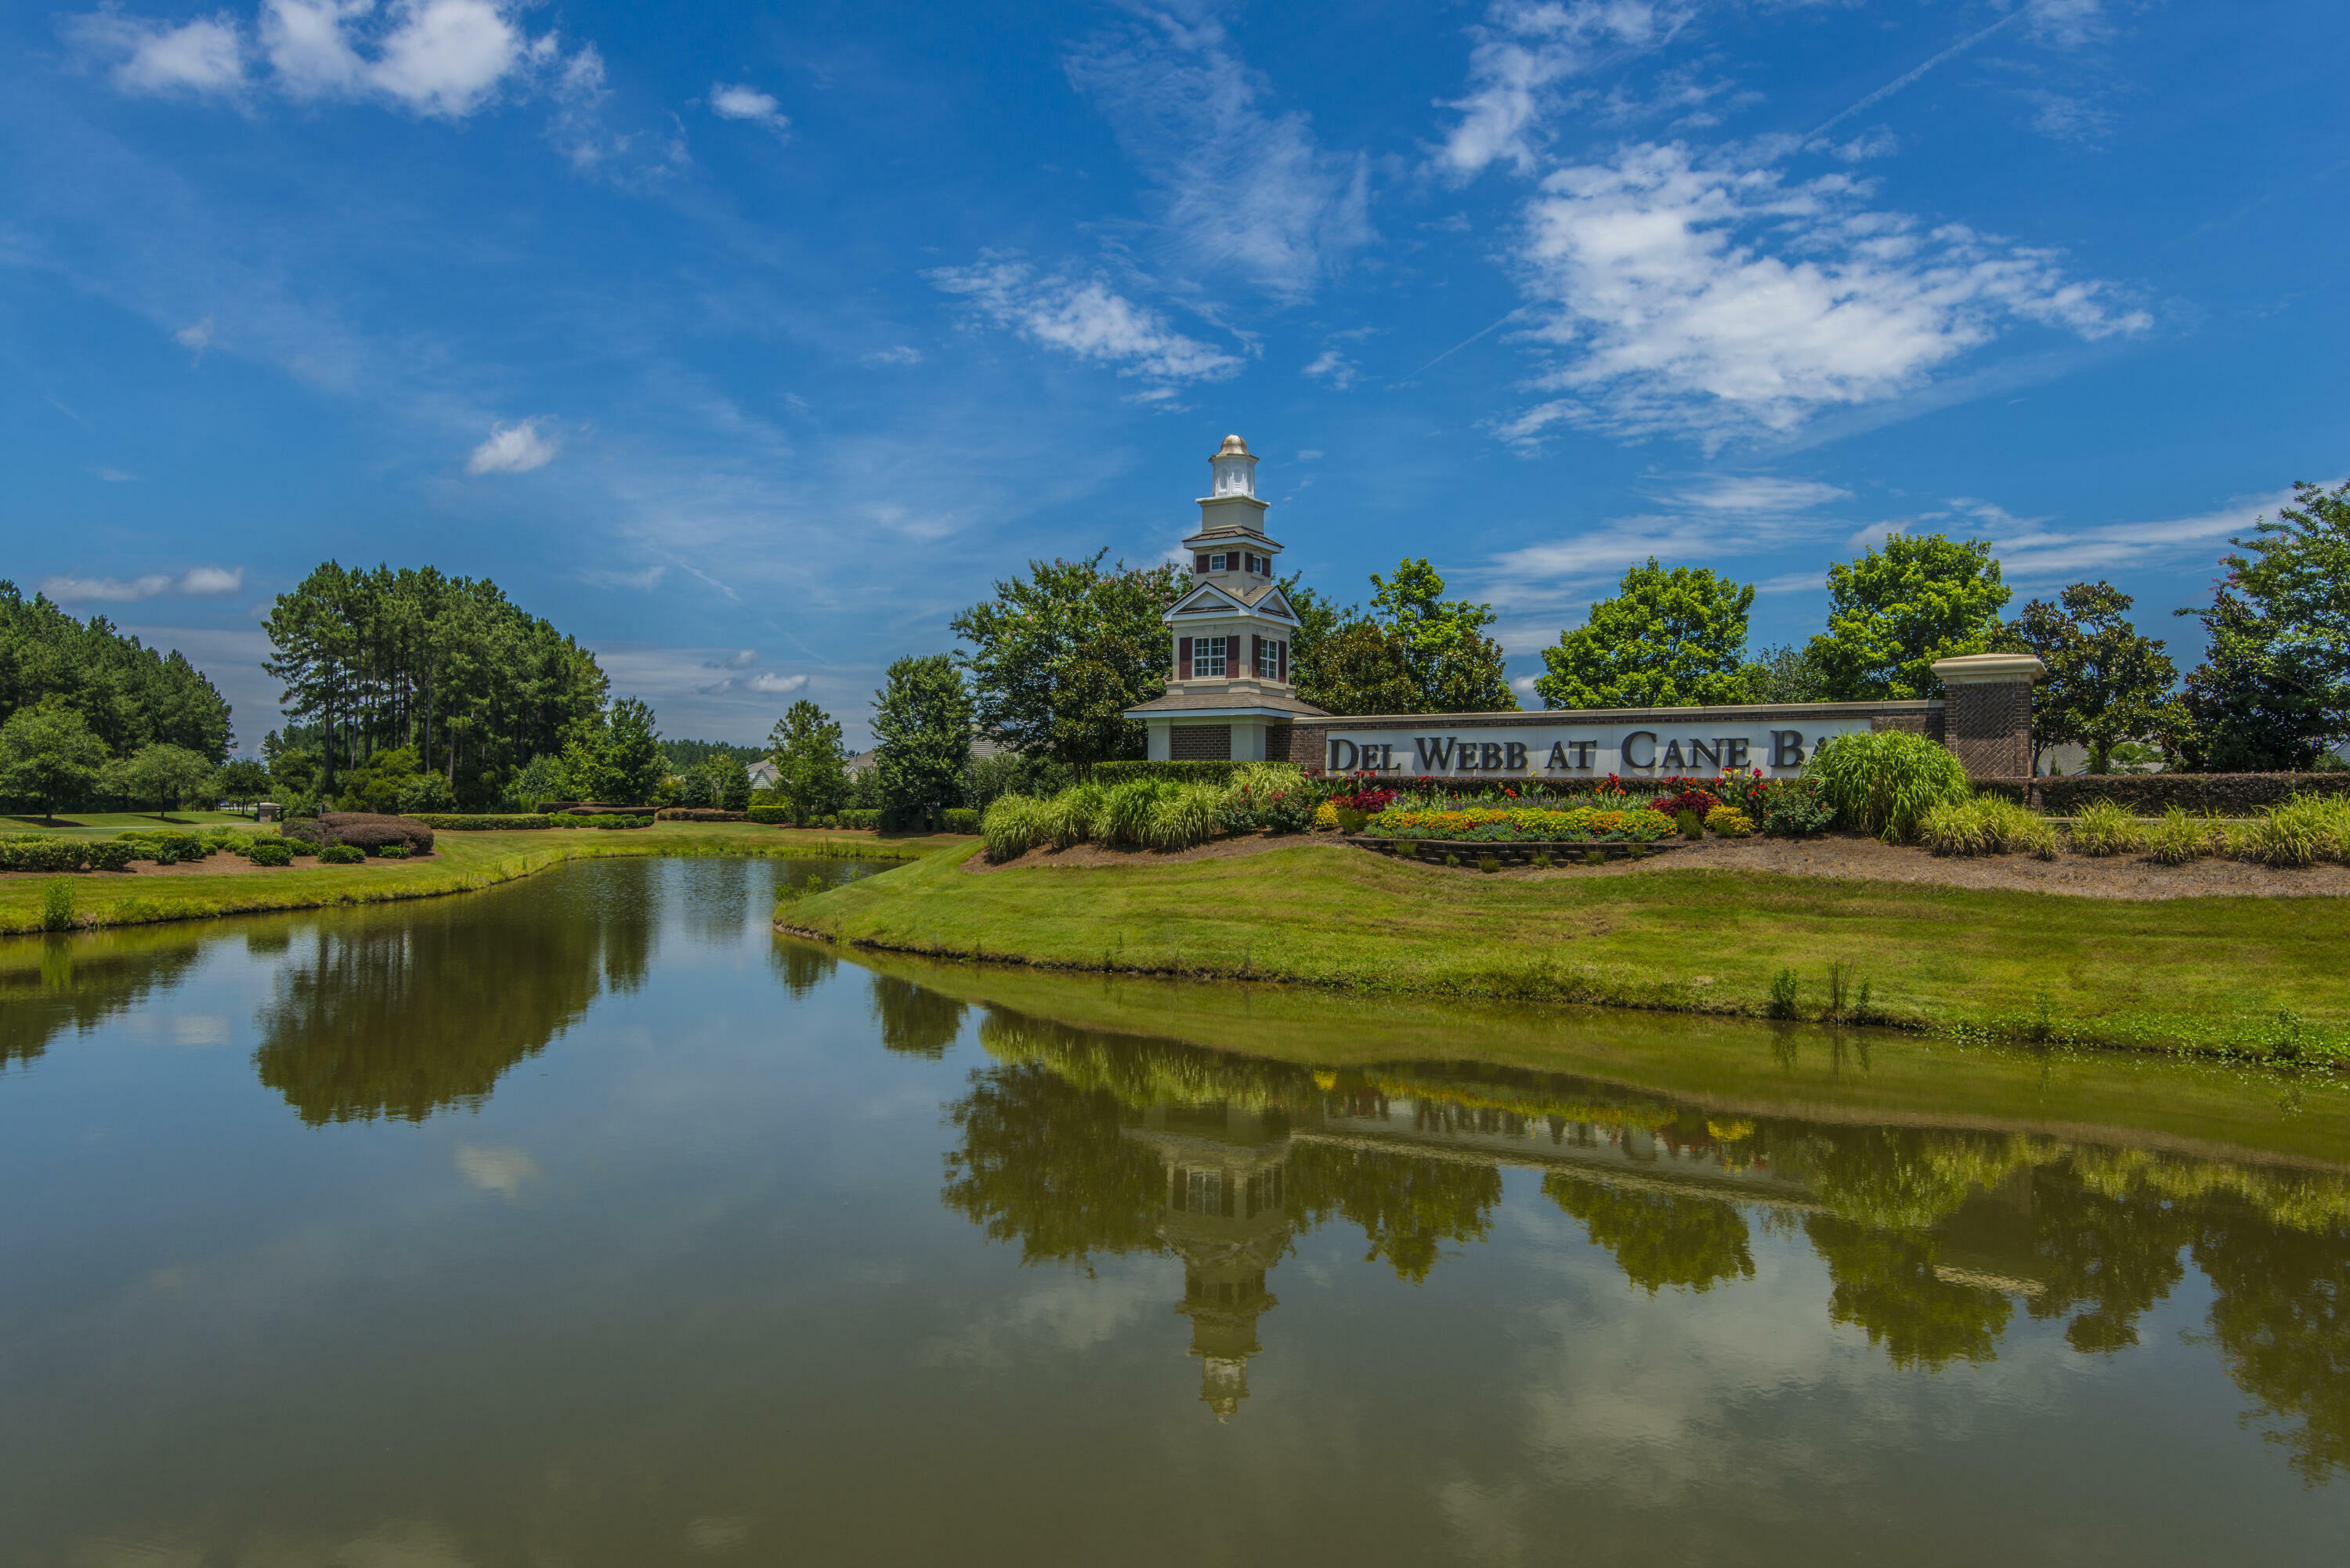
[1306,703,1920,779]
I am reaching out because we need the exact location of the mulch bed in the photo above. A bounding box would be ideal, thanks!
[964,830,2350,901]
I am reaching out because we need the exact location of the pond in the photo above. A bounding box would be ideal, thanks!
[2,856,2346,1565]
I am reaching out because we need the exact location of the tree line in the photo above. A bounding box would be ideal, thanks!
[0,581,239,818]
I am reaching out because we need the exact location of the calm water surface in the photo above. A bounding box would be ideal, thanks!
[2,857,2346,1565]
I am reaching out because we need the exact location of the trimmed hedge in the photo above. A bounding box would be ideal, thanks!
[0,838,89,872]
[548,812,652,830]
[535,802,653,816]
[245,840,294,866]
[656,808,748,822]
[320,812,436,854]
[1091,760,1253,786]
[840,809,881,830]
[1974,772,2350,814]
[942,808,980,834]
[118,829,208,863]
[86,840,138,872]
[407,813,552,831]
[319,844,365,864]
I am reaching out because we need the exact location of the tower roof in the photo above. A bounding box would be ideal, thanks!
[1216,434,1250,457]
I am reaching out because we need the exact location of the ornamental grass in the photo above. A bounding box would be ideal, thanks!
[2067,799,2146,858]
[1146,784,1227,851]
[2147,806,2206,866]
[982,794,1049,863]
[1806,731,1971,841]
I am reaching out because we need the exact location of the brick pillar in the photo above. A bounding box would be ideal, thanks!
[1287,724,1328,768]
[1929,654,2044,779]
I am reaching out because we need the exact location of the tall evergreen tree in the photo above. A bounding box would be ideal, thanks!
[872,655,972,822]
[0,582,232,761]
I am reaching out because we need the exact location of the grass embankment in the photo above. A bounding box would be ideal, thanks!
[840,948,2350,1168]
[0,823,965,935]
[783,841,2350,1062]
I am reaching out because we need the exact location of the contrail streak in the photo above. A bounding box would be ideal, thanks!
[1806,4,2034,143]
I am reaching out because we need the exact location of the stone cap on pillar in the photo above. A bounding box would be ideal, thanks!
[1931,652,2045,685]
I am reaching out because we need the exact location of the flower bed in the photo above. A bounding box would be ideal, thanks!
[1362,805,1678,844]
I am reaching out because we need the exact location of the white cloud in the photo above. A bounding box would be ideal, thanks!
[180,565,245,594]
[40,567,245,602]
[454,1143,540,1199]
[746,672,810,695]
[1504,142,2152,444]
[1295,448,1325,461]
[1983,483,2330,585]
[861,345,924,367]
[81,0,547,117]
[1673,476,1849,513]
[1302,349,1358,391]
[1064,4,1370,302]
[67,9,250,98]
[175,316,216,364]
[710,81,790,134]
[465,417,559,474]
[1438,1,1694,179]
[94,467,141,482]
[927,257,1242,385]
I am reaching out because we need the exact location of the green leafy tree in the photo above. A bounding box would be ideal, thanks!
[105,742,217,817]
[504,753,572,813]
[708,753,753,813]
[2171,482,2350,771]
[1368,558,1516,712]
[1741,641,1828,704]
[332,744,422,813]
[768,699,851,823]
[0,703,110,822]
[872,655,972,822]
[215,757,273,806]
[1535,558,1754,710]
[1809,533,2011,700]
[2008,583,2178,774]
[1285,566,1514,716]
[953,552,1188,775]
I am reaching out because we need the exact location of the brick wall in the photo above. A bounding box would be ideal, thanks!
[1282,724,1326,768]
[1942,682,2032,777]
[1171,724,1233,761]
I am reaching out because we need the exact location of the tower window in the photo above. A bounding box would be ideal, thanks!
[1194,636,1227,677]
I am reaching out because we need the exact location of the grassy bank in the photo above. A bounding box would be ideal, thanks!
[783,841,2350,1064]
[0,823,967,935]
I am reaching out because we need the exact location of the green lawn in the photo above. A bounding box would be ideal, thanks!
[4,810,263,833]
[0,822,971,935]
[785,840,2350,1060]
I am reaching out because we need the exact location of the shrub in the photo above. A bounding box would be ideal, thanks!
[1100,779,1166,850]
[1477,855,1502,873]
[244,839,295,866]
[1531,851,1554,869]
[839,809,881,831]
[1674,809,1704,841]
[2000,811,2061,862]
[374,844,410,859]
[407,813,553,830]
[941,807,981,835]
[1260,790,1316,836]
[2236,804,2322,868]
[85,840,137,872]
[548,813,649,830]
[1703,806,1754,838]
[1147,783,1226,851]
[1090,760,1251,787]
[1806,730,1970,840]
[654,808,747,823]
[319,844,365,865]
[0,838,88,873]
[2266,792,2350,864]
[982,794,1048,863]
[1755,778,1834,838]
[277,820,325,850]
[42,880,74,931]
[2147,806,2205,866]
[120,829,207,863]
[1766,969,1799,1018]
[320,812,436,854]
[1653,786,1723,820]
[2068,800,2146,858]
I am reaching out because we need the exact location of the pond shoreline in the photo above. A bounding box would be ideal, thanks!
[781,841,2350,1070]
[0,824,967,936]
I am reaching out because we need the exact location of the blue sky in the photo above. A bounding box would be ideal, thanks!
[5,0,2344,750]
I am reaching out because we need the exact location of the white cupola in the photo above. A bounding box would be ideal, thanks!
[1195,433,1271,540]
[1209,434,1256,498]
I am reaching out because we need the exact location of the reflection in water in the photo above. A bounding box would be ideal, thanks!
[938,999,2350,1474]
[871,974,967,1057]
[252,859,661,1123]
[0,928,208,1071]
